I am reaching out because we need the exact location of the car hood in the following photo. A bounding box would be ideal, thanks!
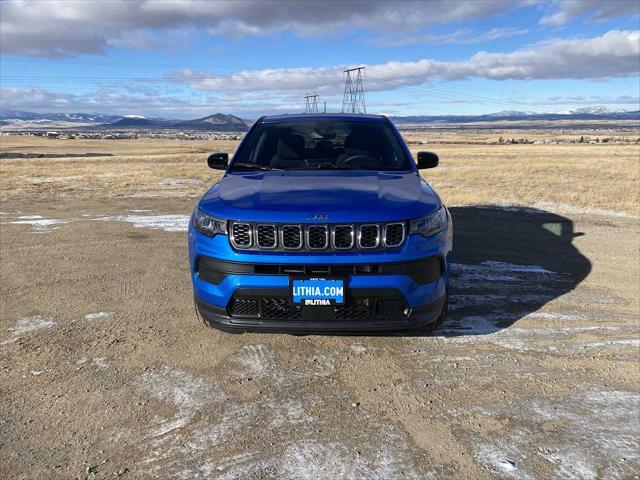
[198,171,441,223]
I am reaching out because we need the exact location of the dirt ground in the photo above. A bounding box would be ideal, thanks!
[1,133,639,479]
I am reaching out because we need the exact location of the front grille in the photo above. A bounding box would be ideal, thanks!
[307,225,329,249]
[228,292,410,322]
[384,223,405,248]
[335,299,372,320]
[376,299,408,317]
[227,221,406,252]
[333,225,354,249]
[359,224,380,248]
[228,298,259,317]
[231,223,252,248]
[281,225,302,249]
[256,224,277,249]
[261,298,301,320]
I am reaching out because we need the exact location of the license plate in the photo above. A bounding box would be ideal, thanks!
[291,277,345,305]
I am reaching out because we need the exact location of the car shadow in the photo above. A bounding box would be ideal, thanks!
[435,205,592,336]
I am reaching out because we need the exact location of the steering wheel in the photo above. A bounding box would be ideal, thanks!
[337,154,375,168]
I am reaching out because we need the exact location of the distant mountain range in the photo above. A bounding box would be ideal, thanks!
[0,110,251,132]
[0,109,122,124]
[1,107,638,131]
[389,107,639,125]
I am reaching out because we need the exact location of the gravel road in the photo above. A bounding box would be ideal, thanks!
[1,197,638,479]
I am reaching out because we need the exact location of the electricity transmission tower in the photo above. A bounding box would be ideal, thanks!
[342,67,366,114]
[304,93,319,113]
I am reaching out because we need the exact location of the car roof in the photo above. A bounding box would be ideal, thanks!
[259,113,387,124]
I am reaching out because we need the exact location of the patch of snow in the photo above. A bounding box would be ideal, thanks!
[277,438,431,480]
[579,338,640,349]
[136,366,225,438]
[2,316,55,344]
[10,216,66,232]
[30,177,57,184]
[228,344,279,381]
[95,214,190,232]
[228,345,335,385]
[350,343,372,354]
[128,351,433,479]
[159,178,202,189]
[531,390,640,478]
[474,442,531,479]
[543,452,597,479]
[451,261,558,288]
[453,203,638,219]
[527,311,585,321]
[481,261,556,275]
[91,357,110,369]
[84,311,113,321]
[532,201,638,219]
[450,294,554,309]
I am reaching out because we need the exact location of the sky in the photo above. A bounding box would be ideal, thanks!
[0,0,639,119]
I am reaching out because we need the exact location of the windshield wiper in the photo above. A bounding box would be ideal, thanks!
[231,162,283,171]
[294,163,359,170]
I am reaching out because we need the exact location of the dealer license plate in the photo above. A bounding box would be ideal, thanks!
[291,277,345,305]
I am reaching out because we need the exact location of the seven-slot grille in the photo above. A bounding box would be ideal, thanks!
[230,223,252,248]
[228,221,406,251]
[358,224,380,248]
[281,225,303,249]
[333,225,354,249]
[307,225,329,249]
[256,225,277,249]
[384,223,405,248]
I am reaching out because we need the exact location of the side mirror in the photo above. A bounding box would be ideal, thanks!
[207,152,229,170]
[417,151,439,169]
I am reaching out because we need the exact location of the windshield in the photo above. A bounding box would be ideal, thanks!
[230,120,413,172]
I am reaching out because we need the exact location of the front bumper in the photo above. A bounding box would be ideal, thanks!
[189,221,452,333]
[196,292,446,334]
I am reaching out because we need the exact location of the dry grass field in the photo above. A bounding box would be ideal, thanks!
[1,130,639,479]
[1,132,638,215]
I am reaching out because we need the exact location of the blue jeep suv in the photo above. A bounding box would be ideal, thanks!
[188,114,452,334]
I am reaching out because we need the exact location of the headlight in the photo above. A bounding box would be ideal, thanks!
[409,206,447,237]
[193,208,227,237]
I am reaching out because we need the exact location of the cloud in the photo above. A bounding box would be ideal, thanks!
[541,0,640,26]
[539,95,640,105]
[0,87,77,109]
[0,0,524,57]
[168,30,640,94]
[373,27,530,47]
[0,85,412,118]
[0,86,211,115]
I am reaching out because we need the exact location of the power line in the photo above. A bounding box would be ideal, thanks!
[342,67,366,114]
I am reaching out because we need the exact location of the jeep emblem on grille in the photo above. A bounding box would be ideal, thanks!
[307,214,329,221]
